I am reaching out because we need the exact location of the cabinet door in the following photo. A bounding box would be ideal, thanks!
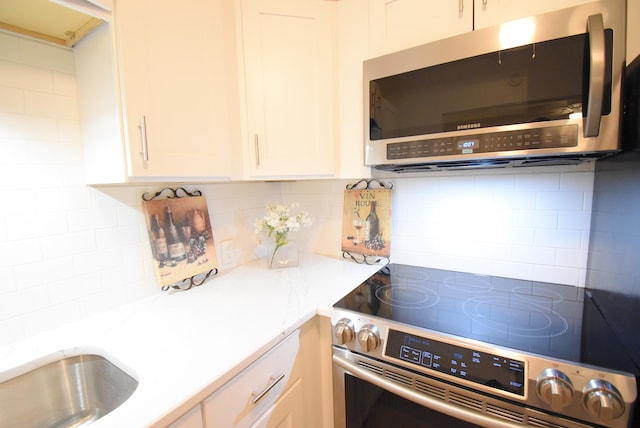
[474,0,601,29]
[168,404,204,428]
[248,379,304,428]
[115,0,238,180]
[368,0,472,57]
[203,331,301,428]
[241,0,336,179]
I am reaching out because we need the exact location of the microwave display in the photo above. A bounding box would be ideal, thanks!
[369,32,613,141]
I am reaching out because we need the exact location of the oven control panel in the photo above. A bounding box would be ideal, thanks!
[385,328,525,396]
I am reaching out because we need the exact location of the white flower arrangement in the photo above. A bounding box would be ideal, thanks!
[254,202,313,267]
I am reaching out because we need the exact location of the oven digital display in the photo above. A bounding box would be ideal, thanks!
[385,329,525,396]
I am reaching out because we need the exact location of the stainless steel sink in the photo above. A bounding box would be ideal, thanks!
[0,350,138,427]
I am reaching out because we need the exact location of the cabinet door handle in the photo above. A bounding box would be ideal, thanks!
[254,134,260,167]
[138,115,149,161]
[459,0,463,13]
[251,373,285,404]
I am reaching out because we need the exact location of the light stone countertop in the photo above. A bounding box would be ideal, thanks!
[0,254,383,427]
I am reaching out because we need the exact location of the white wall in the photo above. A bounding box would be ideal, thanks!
[0,31,595,347]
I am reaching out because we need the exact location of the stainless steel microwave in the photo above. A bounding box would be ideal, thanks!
[364,0,626,172]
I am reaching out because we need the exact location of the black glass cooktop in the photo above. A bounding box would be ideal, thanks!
[334,264,638,373]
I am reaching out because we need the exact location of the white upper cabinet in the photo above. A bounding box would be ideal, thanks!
[367,0,603,57]
[239,0,336,179]
[368,0,473,57]
[474,0,602,29]
[75,0,241,184]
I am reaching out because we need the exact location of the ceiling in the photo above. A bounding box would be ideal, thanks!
[0,0,103,47]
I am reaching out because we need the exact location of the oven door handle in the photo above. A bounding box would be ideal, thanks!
[333,354,521,428]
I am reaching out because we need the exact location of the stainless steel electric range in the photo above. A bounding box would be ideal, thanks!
[331,264,638,428]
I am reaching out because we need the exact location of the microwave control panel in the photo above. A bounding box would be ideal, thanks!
[386,125,578,160]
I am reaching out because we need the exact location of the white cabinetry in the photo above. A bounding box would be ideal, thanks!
[163,317,331,428]
[203,330,304,427]
[168,404,204,428]
[368,0,473,57]
[367,0,602,56]
[473,0,601,29]
[239,0,336,179]
[75,0,241,184]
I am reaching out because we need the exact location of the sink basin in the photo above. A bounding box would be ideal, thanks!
[0,349,138,427]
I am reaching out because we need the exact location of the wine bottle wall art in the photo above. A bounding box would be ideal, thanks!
[142,188,218,289]
[341,184,392,261]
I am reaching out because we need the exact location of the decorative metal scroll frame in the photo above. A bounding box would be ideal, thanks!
[342,179,392,265]
[142,187,218,291]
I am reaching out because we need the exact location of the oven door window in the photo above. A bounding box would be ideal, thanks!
[345,374,480,428]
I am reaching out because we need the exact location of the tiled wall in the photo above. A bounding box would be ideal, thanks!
[283,170,594,287]
[0,31,595,346]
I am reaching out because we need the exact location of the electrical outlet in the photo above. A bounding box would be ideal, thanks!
[220,240,234,265]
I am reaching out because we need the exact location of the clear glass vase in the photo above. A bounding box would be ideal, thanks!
[268,242,299,269]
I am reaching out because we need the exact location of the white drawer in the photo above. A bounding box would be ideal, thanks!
[203,331,301,428]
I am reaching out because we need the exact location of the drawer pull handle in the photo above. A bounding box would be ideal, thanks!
[251,373,285,404]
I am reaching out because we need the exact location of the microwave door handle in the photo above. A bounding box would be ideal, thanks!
[584,13,605,137]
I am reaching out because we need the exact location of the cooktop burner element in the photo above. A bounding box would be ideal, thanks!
[460,290,570,339]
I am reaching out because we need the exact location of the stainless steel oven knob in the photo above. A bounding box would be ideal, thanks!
[583,379,625,424]
[536,368,574,411]
[333,318,355,345]
[357,324,380,352]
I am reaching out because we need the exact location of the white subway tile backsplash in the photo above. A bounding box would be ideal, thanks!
[73,248,122,276]
[25,90,79,120]
[511,210,558,229]
[0,267,15,294]
[29,140,84,165]
[0,165,65,189]
[53,72,76,96]
[536,191,584,210]
[95,225,142,250]
[515,173,560,191]
[0,239,43,270]
[56,119,82,142]
[48,273,102,305]
[67,207,118,232]
[41,231,97,259]
[0,32,20,61]
[534,229,583,249]
[0,138,30,164]
[0,113,58,140]
[511,245,556,265]
[0,317,23,345]
[6,212,69,240]
[533,264,581,285]
[558,210,592,230]
[0,86,24,114]
[18,38,74,74]
[21,301,82,338]
[36,187,92,212]
[556,248,588,268]
[13,257,75,289]
[0,60,53,92]
[0,285,50,319]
